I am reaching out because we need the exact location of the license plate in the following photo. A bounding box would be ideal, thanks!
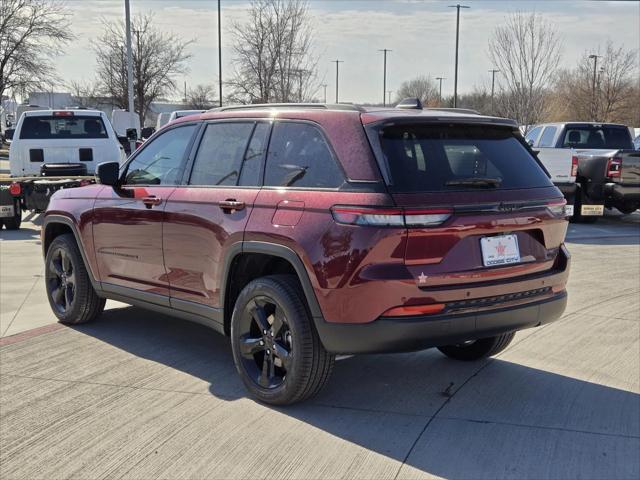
[581,204,604,216]
[481,234,521,267]
[0,205,14,218]
[565,205,574,217]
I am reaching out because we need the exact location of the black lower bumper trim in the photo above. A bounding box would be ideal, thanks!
[315,293,567,354]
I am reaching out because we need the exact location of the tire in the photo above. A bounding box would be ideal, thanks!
[230,274,335,405]
[45,233,105,324]
[437,332,516,361]
[3,200,21,230]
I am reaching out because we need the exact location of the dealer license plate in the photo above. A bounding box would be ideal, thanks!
[581,204,604,216]
[0,205,14,218]
[481,234,521,267]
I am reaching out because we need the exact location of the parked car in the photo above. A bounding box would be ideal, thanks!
[42,103,570,404]
[633,135,640,150]
[525,122,637,220]
[155,112,171,131]
[3,110,126,224]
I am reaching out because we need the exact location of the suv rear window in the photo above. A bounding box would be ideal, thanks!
[374,124,552,192]
[19,115,109,139]
[561,125,632,149]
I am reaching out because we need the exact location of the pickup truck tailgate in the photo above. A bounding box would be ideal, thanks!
[620,151,640,185]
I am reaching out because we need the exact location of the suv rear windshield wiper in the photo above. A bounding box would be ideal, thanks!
[445,177,502,188]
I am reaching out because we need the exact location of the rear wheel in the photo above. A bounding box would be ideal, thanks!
[437,332,516,361]
[230,274,334,405]
[3,200,22,230]
[45,233,105,324]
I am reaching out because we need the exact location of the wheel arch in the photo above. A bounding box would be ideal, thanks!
[221,242,324,336]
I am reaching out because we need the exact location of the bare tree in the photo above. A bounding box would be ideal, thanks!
[186,84,216,109]
[93,13,193,125]
[395,75,439,106]
[66,80,101,108]
[0,0,73,100]
[457,84,492,114]
[228,0,319,104]
[489,12,562,130]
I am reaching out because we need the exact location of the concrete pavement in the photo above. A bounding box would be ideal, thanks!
[0,211,638,479]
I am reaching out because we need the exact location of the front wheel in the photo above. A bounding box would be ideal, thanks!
[230,275,334,405]
[437,332,516,361]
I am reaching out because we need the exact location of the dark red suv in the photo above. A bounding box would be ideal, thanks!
[42,103,570,405]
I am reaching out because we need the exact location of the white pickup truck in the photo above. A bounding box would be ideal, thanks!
[1,109,127,229]
[525,122,637,221]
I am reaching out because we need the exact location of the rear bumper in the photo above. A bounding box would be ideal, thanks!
[316,292,567,354]
[604,183,640,204]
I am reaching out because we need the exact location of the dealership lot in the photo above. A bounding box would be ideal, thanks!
[1,213,639,479]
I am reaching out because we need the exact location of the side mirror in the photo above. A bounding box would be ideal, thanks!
[141,126,155,139]
[96,161,120,186]
[126,127,138,141]
[5,129,14,141]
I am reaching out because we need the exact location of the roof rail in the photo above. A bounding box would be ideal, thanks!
[210,103,364,112]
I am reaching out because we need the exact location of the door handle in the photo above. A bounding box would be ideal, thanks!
[218,199,245,212]
[142,196,162,208]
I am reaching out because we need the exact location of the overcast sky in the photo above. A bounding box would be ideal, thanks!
[58,0,640,103]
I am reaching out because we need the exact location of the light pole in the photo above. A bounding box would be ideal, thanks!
[332,59,343,103]
[378,49,392,106]
[124,0,134,115]
[588,54,601,121]
[435,76,445,104]
[218,0,223,107]
[488,68,499,114]
[387,90,393,106]
[448,4,470,108]
[321,84,328,103]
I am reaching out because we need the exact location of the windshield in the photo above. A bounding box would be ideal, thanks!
[373,123,552,192]
[19,115,109,140]
[561,125,632,150]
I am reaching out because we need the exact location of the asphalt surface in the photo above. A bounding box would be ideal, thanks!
[0,211,639,479]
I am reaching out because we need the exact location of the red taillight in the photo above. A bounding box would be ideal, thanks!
[52,111,74,117]
[382,303,446,317]
[547,199,568,218]
[331,206,452,227]
[9,183,21,196]
[571,156,578,177]
[606,157,622,178]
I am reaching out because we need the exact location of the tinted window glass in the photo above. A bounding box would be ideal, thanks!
[538,127,557,147]
[265,122,343,188]
[525,126,542,145]
[376,124,552,192]
[20,115,108,139]
[189,123,254,186]
[124,125,196,185]
[562,126,633,149]
[239,122,270,186]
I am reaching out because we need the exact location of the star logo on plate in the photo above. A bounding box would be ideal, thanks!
[495,242,507,256]
[418,272,428,284]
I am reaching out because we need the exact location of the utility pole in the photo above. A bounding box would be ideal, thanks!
[387,90,393,106]
[184,81,187,103]
[448,4,469,108]
[321,84,328,103]
[488,69,499,114]
[588,54,601,121]
[124,0,134,115]
[435,76,445,104]
[218,0,223,107]
[378,49,392,106]
[332,60,343,103]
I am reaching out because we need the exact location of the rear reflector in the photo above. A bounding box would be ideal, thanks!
[9,183,21,196]
[53,111,74,117]
[29,149,44,163]
[382,303,446,317]
[331,206,452,227]
[79,148,93,162]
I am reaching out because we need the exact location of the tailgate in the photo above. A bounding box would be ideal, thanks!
[536,148,575,184]
[620,151,640,185]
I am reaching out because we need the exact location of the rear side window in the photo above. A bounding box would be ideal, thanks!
[264,122,344,188]
[20,115,108,139]
[375,124,552,192]
[189,122,255,186]
[124,125,197,185]
[538,127,557,147]
[562,126,633,149]
[525,126,543,145]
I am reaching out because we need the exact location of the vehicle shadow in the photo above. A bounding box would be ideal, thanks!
[0,212,41,241]
[566,211,640,246]
[73,306,640,478]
